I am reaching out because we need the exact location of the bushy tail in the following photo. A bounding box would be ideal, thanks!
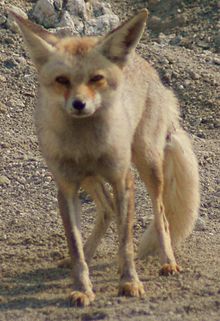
[138,130,200,258]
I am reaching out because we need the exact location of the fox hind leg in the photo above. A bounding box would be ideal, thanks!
[133,150,180,275]
[82,177,114,264]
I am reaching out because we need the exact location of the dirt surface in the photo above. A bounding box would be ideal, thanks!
[0,0,220,320]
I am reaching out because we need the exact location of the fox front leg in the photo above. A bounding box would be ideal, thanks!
[57,185,95,306]
[113,171,145,298]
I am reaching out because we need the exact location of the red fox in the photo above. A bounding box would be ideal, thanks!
[9,7,200,306]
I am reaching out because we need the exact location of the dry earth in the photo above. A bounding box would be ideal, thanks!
[0,0,220,320]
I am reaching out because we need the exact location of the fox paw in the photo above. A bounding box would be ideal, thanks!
[160,263,182,276]
[70,290,95,307]
[118,281,145,298]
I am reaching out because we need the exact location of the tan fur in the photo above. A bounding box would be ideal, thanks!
[56,37,98,56]
[10,7,199,306]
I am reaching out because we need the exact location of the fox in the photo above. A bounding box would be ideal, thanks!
[9,7,200,307]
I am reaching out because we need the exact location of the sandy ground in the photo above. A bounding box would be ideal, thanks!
[0,0,219,320]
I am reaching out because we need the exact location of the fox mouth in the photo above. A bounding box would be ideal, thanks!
[68,109,95,118]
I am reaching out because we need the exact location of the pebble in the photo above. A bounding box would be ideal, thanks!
[184,79,191,87]
[66,0,87,19]
[0,175,11,185]
[85,14,119,36]
[197,131,205,138]
[189,70,200,80]
[213,57,220,65]
[32,0,58,28]
[0,75,6,82]
[0,14,7,25]
[3,58,17,69]
[150,15,162,32]
[169,35,183,46]
[0,102,7,113]
[195,217,206,231]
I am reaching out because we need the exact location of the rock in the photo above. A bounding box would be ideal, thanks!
[184,79,191,87]
[3,58,17,69]
[189,70,200,80]
[58,10,75,29]
[85,14,119,36]
[157,33,168,45]
[195,217,206,231]
[169,35,183,46]
[0,175,10,185]
[53,26,74,37]
[66,0,88,19]
[92,1,114,17]
[27,0,119,36]
[32,0,58,28]
[197,131,205,138]
[213,57,220,65]
[197,41,210,49]
[0,75,6,82]
[149,15,162,32]
[0,101,7,113]
[68,15,84,35]
[0,14,7,25]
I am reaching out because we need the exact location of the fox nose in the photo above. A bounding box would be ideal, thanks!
[72,99,86,111]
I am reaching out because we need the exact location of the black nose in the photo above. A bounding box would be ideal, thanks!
[72,99,86,111]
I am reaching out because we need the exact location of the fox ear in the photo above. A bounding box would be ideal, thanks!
[8,6,58,68]
[97,9,148,66]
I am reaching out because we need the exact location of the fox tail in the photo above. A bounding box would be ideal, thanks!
[138,129,200,258]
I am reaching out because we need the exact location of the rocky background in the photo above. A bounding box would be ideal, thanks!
[0,1,219,321]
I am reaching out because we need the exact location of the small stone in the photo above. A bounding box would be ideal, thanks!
[32,0,58,28]
[195,217,206,231]
[9,98,25,108]
[0,102,7,113]
[169,35,183,46]
[197,131,205,138]
[0,175,10,185]
[85,14,119,36]
[157,32,169,45]
[148,0,161,5]
[3,58,17,69]
[213,57,220,65]
[15,56,27,65]
[58,10,76,31]
[189,70,200,80]
[92,1,113,17]
[0,14,7,25]
[4,37,14,45]
[197,41,210,49]
[66,0,88,19]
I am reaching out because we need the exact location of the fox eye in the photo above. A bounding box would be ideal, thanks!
[55,76,70,86]
[90,74,104,83]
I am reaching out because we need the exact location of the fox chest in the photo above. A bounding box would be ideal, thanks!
[54,153,120,183]
[42,129,130,183]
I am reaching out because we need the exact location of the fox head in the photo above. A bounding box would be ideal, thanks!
[9,7,148,118]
